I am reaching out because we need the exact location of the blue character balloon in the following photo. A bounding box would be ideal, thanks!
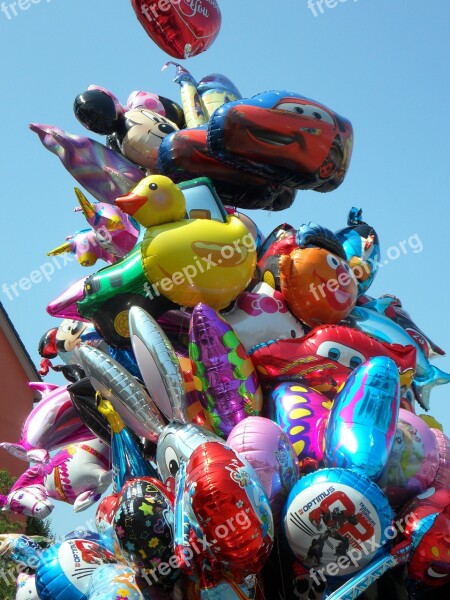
[335,208,380,296]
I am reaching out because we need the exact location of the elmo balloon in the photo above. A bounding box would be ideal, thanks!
[130,0,222,59]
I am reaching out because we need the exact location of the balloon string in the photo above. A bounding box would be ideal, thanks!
[274,536,287,600]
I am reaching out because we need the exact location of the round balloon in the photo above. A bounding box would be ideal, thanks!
[35,539,116,600]
[227,417,300,527]
[113,477,175,580]
[185,442,274,574]
[130,0,222,58]
[283,468,393,578]
[396,487,450,587]
[377,409,440,507]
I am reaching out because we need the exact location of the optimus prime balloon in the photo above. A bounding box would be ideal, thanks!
[35,539,116,600]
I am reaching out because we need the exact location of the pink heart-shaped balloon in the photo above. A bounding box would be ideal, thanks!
[131,0,222,58]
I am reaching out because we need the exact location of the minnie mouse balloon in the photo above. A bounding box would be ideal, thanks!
[130,0,222,59]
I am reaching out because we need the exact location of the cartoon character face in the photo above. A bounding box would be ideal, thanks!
[215,92,353,190]
[7,487,53,519]
[280,247,358,327]
[119,109,179,170]
[56,319,88,353]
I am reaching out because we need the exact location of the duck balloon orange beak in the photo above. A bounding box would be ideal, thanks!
[115,193,147,215]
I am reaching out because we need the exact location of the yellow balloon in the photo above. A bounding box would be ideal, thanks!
[141,215,256,309]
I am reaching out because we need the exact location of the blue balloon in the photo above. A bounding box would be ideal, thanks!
[108,346,141,378]
[343,304,450,409]
[35,539,116,600]
[335,207,381,296]
[283,468,393,580]
[111,423,158,492]
[325,357,400,480]
[87,564,144,600]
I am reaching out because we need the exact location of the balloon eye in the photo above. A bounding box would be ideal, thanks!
[149,183,158,191]
[313,112,322,119]
[290,330,297,338]
[165,447,180,478]
[294,107,304,114]
[328,348,341,361]
[326,254,340,269]
[350,356,363,369]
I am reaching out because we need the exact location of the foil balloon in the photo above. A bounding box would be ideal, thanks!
[208,91,354,193]
[189,303,263,437]
[268,383,332,465]
[77,344,166,443]
[0,382,94,463]
[68,378,112,444]
[183,442,274,574]
[130,0,222,59]
[221,282,306,353]
[0,467,54,519]
[359,294,445,358]
[46,277,88,321]
[334,207,381,296]
[108,346,141,378]
[227,417,300,527]
[16,573,39,600]
[97,398,159,492]
[250,324,416,400]
[129,306,187,422]
[343,304,450,410]
[42,438,112,512]
[279,223,358,327]
[86,564,145,600]
[0,534,45,569]
[325,357,401,480]
[378,409,440,507]
[430,427,450,488]
[35,539,116,600]
[30,124,143,205]
[283,468,394,578]
[397,487,450,587]
[113,477,175,579]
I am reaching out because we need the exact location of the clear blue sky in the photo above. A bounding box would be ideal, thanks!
[0,0,449,537]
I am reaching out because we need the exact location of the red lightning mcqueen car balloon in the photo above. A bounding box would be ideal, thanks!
[208,91,354,192]
[249,324,417,399]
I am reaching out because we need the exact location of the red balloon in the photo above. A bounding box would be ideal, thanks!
[185,442,274,574]
[130,0,222,59]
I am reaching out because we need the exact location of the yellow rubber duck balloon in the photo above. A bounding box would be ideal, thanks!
[115,175,256,310]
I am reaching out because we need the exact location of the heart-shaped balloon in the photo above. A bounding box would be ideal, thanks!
[131,0,222,59]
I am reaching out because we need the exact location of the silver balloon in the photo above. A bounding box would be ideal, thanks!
[76,345,165,442]
[129,306,187,423]
[156,421,223,483]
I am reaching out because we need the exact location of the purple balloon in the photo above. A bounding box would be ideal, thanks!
[0,382,94,463]
[189,304,262,437]
[227,416,300,526]
[377,409,440,507]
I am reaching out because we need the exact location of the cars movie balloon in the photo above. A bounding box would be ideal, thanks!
[250,324,416,399]
[130,0,222,59]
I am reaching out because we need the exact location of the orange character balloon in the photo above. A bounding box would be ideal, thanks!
[279,223,358,327]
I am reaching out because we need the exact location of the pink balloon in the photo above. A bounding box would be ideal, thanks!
[227,416,300,526]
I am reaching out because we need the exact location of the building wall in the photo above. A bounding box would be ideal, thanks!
[0,325,38,479]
